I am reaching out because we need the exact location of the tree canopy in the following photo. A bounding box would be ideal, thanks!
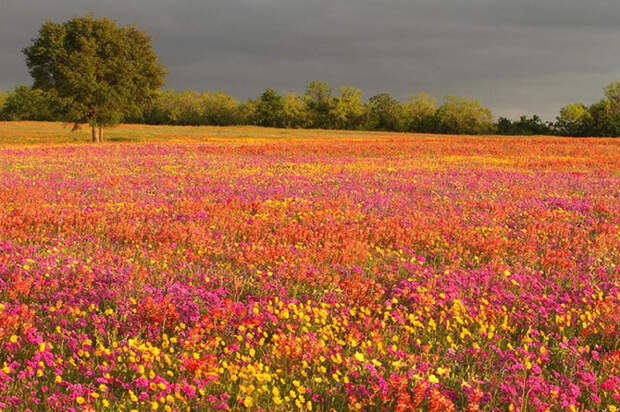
[436,96,494,134]
[0,85,56,121]
[257,89,286,128]
[556,103,592,136]
[367,93,405,131]
[403,92,438,132]
[330,86,365,130]
[0,92,7,114]
[23,15,165,141]
[592,81,620,136]
[304,81,335,129]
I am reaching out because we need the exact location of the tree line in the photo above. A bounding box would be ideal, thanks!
[2,81,618,136]
[1,15,618,137]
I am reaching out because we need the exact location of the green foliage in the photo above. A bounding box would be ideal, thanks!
[203,92,241,126]
[403,92,438,132]
[0,85,57,121]
[366,93,405,131]
[496,115,553,135]
[257,89,286,127]
[437,96,494,134]
[555,103,592,136]
[140,90,177,124]
[304,81,336,129]
[238,99,260,125]
[140,90,242,126]
[0,91,7,115]
[329,86,365,130]
[23,15,165,130]
[587,82,620,137]
[588,99,618,137]
[167,90,203,125]
[603,81,620,106]
[282,93,309,128]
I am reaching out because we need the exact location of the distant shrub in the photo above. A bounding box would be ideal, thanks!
[496,115,554,136]
[437,95,495,135]
[0,86,57,121]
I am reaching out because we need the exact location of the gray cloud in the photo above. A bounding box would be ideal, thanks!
[1,0,619,120]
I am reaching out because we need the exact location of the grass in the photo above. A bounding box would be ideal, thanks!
[1,120,614,145]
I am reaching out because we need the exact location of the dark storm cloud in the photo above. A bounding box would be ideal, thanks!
[1,0,619,119]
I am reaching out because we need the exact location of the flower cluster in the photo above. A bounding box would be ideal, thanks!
[0,132,618,411]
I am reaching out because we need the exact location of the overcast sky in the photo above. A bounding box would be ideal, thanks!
[1,0,619,120]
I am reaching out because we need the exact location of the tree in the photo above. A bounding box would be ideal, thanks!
[169,90,203,125]
[256,88,286,127]
[496,117,514,135]
[202,92,241,126]
[517,115,553,135]
[604,81,620,106]
[496,115,553,135]
[589,99,619,137]
[588,81,620,137]
[436,96,494,134]
[238,99,259,125]
[402,92,438,132]
[0,85,57,121]
[0,91,7,116]
[141,90,177,125]
[555,103,591,136]
[329,86,365,130]
[366,93,405,131]
[304,81,335,129]
[23,15,165,142]
[282,93,309,128]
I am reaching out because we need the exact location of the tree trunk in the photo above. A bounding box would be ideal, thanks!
[98,126,103,142]
[91,126,97,142]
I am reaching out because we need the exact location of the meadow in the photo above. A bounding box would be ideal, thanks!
[0,122,618,411]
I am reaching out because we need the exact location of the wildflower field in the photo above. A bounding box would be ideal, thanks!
[0,122,618,411]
